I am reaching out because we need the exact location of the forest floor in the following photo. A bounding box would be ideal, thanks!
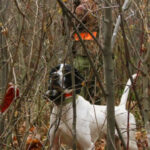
[11,123,148,150]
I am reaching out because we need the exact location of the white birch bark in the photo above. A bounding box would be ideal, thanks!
[111,0,131,49]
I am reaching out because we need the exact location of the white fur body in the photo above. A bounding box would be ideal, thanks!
[50,95,137,150]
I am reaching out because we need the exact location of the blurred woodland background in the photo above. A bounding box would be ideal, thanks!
[0,0,149,149]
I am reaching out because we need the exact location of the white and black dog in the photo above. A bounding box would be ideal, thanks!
[46,64,138,150]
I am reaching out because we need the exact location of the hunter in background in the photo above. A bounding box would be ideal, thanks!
[73,0,101,102]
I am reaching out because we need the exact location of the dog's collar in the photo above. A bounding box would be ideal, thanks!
[64,92,73,98]
[62,94,78,105]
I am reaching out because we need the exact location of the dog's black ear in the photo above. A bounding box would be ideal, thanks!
[49,90,63,105]
[74,68,84,94]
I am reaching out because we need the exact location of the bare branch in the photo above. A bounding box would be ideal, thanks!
[111,0,131,49]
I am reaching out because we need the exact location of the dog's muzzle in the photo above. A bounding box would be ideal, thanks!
[45,73,64,103]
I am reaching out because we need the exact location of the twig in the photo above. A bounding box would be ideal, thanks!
[28,0,39,72]
[111,0,131,49]
[14,0,25,17]
[57,0,104,53]
[0,0,9,14]
[73,22,107,97]
[117,1,145,148]
[115,120,127,150]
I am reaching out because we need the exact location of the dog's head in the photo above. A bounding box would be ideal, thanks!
[46,64,84,105]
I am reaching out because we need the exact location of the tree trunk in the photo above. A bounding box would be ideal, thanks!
[142,30,150,149]
[143,65,150,149]
[103,1,115,150]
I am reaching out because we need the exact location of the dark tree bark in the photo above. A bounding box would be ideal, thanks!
[103,1,115,150]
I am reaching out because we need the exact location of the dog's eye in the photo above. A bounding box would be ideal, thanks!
[50,70,56,75]
[50,65,60,75]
